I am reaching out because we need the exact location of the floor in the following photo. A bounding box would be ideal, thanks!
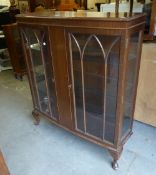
[0,70,156,175]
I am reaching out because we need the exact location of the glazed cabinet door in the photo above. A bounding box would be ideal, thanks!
[21,26,59,120]
[68,30,121,144]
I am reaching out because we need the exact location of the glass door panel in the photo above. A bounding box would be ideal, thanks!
[29,30,49,114]
[122,32,140,136]
[21,27,58,119]
[42,32,59,119]
[70,33,120,143]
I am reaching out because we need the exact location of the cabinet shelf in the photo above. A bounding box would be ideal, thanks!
[74,68,118,80]
[72,52,120,65]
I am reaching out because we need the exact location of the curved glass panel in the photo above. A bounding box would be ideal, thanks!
[70,33,120,143]
[22,28,58,119]
[122,32,140,136]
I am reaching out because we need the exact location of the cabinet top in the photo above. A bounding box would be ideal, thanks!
[16,11,144,22]
[16,11,145,30]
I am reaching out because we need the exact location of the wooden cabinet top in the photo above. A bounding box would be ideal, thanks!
[16,11,145,29]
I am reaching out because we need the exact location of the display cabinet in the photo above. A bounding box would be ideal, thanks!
[3,23,26,80]
[0,12,12,72]
[0,30,12,72]
[143,0,156,40]
[16,11,145,169]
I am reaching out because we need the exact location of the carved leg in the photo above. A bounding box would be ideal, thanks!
[32,110,40,125]
[108,146,123,170]
[14,74,23,81]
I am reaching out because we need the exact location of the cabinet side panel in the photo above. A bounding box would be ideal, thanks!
[122,32,141,138]
[49,26,73,129]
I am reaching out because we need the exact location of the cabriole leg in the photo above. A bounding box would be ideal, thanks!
[112,159,119,170]
[14,73,23,81]
[108,146,123,170]
[32,110,40,125]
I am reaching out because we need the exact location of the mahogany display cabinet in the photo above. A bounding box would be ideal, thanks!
[3,23,26,80]
[16,11,145,169]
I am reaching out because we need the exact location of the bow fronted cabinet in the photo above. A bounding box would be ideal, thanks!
[16,11,145,169]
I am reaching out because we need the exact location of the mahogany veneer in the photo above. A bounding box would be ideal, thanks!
[16,11,145,169]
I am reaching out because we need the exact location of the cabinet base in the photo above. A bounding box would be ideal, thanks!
[32,109,126,170]
[32,110,126,169]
